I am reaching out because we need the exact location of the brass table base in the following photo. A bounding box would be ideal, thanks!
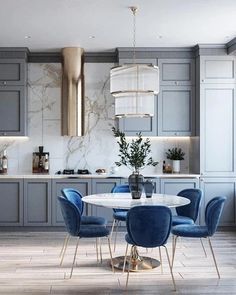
[112,255,161,272]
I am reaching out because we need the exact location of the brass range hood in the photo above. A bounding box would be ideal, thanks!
[61,47,84,136]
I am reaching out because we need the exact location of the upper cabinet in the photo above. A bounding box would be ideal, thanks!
[0,50,28,136]
[200,56,236,84]
[117,57,195,137]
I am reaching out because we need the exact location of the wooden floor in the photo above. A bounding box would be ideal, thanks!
[0,230,235,294]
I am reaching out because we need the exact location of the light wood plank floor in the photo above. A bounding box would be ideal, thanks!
[0,230,235,294]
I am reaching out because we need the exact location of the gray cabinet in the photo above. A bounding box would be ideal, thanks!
[160,178,199,195]
[0,86,26,136]
[200,178,236,226]
[158,86,195,136]
[0,179,23,226]
[200,56,236,84]
[90,178,122,225]
[0,59,26,86]
[117,58,158,136]
[159,59,195,86]
[52,179,91,226]
[199,84,236,176]
[24,179,51,226]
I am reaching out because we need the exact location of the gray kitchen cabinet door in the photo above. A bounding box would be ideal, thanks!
[160,178,199,195]
[0,86,27,136]
[52,179,91,226]
[117,58,158,136]
[90,178,122,225]
[200,56,236,84]
[200,84,236,176]
[159,59,195,86]
[200,178,236,226]
[0,59,26,86]
[158,86,195,136]
[0,179,23,226]
[24,179,52,226]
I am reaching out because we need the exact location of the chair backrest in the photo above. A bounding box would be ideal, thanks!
[205,196,226,236]
[176,188,203,222]
[61,188,84,214]
[58,196,81,236]
[111,184,130,213]
[126,205,172,248]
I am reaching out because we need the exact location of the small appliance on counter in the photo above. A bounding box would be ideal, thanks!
[32,146,50,174]
[56,169,90,175]
[0,150,8,174]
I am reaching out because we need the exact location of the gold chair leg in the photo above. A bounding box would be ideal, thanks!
[208,237,221,279]
[60,234,69,257]
[96,238,99,263]
[110,219,116,239]
[60,235,70,266]
[163,245,176,291]
[126,246,133,288]
[113,220,120,252]
[200,238,207,257]
[107,236,115,273]
[69,238,80,279]
[99,237,103,263]
[123,243,129,273]
[172,235,178,268]
[159,247,163,274]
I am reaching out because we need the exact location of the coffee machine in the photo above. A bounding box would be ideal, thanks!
[32,146,49,173]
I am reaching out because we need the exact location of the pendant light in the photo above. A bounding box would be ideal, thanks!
[110,7,159,118]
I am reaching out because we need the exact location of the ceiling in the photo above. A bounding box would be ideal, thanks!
[0,0,235,52]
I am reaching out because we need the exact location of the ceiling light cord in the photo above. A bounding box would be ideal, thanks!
[131,6,137,64]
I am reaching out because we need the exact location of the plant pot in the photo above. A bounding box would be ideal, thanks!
[128,172,144,199]
[172,160,180,173]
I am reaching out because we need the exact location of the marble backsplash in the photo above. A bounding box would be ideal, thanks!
[1,62,190,175]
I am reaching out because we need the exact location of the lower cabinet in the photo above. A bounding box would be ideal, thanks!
[24,179,51,226]
[90,178,122,225]
[200,178,236,226]
[160,178,199,194]
[51,179,91,226]
[0,179,23,226]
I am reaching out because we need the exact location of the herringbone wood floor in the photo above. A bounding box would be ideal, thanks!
[0,230,235,294]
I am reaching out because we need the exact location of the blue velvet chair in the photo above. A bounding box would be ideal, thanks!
[60,188,107,265]
[58,196,114,278]
[172,188,203,226]
[111,184,130,251]
[124,205,176,290]
[172,196,226,278]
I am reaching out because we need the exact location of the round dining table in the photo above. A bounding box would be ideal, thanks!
[83,193,190,272]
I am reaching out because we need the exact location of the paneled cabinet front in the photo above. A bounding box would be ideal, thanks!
[200,178,236,226]
[0,59,26,86]
[160,178,199,194]
[51,179,91,226]
[90,178,122,225]
[0,179,23,226]
[23,179,51,226]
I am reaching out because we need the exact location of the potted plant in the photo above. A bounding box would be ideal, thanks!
[112,127,158,199]
[166,147,185,173]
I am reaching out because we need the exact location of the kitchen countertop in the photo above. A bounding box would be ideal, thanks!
[0,173,201,179]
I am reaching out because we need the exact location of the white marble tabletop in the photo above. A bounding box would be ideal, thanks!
[83,193,190,209]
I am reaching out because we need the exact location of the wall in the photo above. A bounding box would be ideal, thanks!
[0,62,190,175]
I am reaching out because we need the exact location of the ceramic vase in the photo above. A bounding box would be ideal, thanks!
[172,160,180,173]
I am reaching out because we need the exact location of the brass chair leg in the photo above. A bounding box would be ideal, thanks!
[99,237,103,263]
[60,235,70,266]
[107,236,115,273]
[110,219,116,239]
[113,220,120,252]
[208,237,221,279]
[200,238,207,257]
[172,235,178,268]
[163,245,176,291]
[159,247,163,274]
[126,246,133,287]
[123,243,129,273]
[69,238,80,279]
[60,234,69,257]
[96,238,99,263]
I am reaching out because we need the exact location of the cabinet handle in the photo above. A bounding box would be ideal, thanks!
[175,81,178,85]
[3,81,7,85]
[201,79,204,82]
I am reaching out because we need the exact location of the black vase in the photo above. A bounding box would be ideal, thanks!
[128,171,144,199]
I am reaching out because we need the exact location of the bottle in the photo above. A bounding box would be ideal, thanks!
[162,160,166,173]
[44,154,49,173]
[2,150,8,174]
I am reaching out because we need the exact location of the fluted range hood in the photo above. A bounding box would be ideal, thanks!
[61,47,84,136]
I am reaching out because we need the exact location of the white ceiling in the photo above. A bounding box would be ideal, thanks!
[0,0,235,52]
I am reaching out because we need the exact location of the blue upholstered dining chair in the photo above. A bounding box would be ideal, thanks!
[124,205,176,290]
[172,196,226,279]
[60,188,107,265]
[111,184,130,251]
[172,188,203,226]
[58,196,114,279]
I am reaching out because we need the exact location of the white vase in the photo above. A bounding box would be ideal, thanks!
[172,160,180,173]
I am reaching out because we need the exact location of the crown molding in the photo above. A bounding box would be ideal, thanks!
[227,37,236,55]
